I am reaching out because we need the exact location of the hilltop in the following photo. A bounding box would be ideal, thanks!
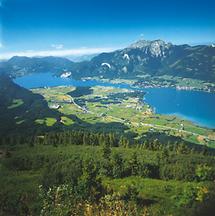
[1,40,215,83]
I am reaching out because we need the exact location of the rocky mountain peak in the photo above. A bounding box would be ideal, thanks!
[129,39,172,57]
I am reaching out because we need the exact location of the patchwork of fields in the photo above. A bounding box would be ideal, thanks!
[32,86,215,148]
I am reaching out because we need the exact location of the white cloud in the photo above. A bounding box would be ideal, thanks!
[0,47,118,60]
[51,44,64,49]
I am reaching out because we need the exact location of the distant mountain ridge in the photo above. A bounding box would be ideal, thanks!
[1,39,215,82]
[0,56,74,77]
[70,39,215,81]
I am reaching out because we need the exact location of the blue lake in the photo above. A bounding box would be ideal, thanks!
[144,88,215,129]
[14,72,215,128]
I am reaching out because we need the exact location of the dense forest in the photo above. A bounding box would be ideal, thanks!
[0,129,215,215]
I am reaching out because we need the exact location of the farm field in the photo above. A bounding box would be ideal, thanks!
[32,86,215,148]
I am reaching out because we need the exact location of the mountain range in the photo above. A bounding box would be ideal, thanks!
[1,39,215,82]
[0,56,74,77]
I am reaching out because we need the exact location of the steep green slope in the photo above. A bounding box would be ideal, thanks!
[0,75,130,137]
[0,74,61,136]
[1,40,214,82]
[69,40,215,81]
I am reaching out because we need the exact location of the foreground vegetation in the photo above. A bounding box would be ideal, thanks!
[0,76,215,215]
[0,130,215,215]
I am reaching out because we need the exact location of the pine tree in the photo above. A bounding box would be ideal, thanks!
[77,159,103,202]
[112,152,124,178]
[129,152,139,176]
[102,141,111,160]
[83,133,88,145]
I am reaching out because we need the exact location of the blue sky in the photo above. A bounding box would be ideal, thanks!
[0,0,214,59]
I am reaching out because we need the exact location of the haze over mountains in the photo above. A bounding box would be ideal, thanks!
[1,39,215,82]
[1,0,215,215]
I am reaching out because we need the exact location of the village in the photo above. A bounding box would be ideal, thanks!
[32,85,215,147]
[134,76,215,92]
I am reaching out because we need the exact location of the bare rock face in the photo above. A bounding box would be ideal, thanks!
[2,39,215,82]
[129,39,172,57]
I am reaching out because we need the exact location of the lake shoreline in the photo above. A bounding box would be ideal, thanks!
[14,72,215,129]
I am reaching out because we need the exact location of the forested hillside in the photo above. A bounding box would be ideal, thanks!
[68,40,215,82]
[0,74,61,135]
[1,130,215,215]
[1,40,215,82]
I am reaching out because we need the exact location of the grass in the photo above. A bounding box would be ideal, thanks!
[35,117,57,126]
[32,86,215,147]
[61,116,74,126]
[7,99,24,109]
[16,120,25,125]
[103,176,204,201]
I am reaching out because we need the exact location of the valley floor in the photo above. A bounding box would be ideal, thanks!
[32,85,215,148]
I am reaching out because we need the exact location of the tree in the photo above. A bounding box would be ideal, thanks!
[176,142,189,154]
[123,183,139,202]
[77,159,103,202]
[112,152,124,178]
[83,133,88,145]
[109,133,118,147]
[128,152,139,176]
[176,184,197,208]
[119,136,129,148]
[174,184,209,208]
[101,141,112,176]
[195,164,214,181]
[102,141,111,160]
[160,148,169,163]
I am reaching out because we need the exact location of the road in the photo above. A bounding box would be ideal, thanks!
[68,95,215,143]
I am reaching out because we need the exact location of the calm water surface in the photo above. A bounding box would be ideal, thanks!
[14,73,215,128]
